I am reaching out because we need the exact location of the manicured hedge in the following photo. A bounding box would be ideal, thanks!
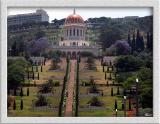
[58,58,70,116]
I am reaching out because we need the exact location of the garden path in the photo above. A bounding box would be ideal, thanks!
[64,60,76,116]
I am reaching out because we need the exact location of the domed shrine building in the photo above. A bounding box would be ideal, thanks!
[53,9,98,59]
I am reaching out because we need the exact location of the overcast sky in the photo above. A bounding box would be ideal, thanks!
[8,7,153,22]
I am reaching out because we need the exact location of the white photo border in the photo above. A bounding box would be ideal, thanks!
[0,0,159,123]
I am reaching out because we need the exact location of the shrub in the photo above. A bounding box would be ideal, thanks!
[88,97,103,106]
[20,99,23,110]
[13,100,16,110]
[27,87,29,96]
[35,95,48,106]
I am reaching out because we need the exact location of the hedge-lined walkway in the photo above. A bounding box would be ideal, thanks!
[64,60,76,116]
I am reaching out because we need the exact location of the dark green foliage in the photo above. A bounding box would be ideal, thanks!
[20,99,23,110]
[106,81,109,86]
[86,56,96,70]
[88,97,103,106]
[105,72,107,80]
[37,73,39,80]
[59,58,70,116]
[103,65,104,72]
[13,100,16,110]
[108,73,112,80]
[32,72,34,80]
[107,66,109,72]
[14,88,17,96]
[117,87,120,95]
[111,88,113,96]
[8,59,28,89]
[109,61,112,66]
[27,87,29,96]
[80,51,94,57]
[135,29,144,51]
[129,99,131,110]
[113,81,114,85]
[35,30,46,40]
[36,65,38,72]
[128,34,131,47]
[27,72,29,79]
[41,66,43,72]
[99,25,122,51]
[114,100,118,110]
[35,95,48,106]
[122,101,124,110]
[132,33,136,52]
[115,55,143,72]
[38,81,54,93]
[89,84,99,93]
[20,87,23,97]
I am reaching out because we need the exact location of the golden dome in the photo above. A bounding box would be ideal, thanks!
[65,9,84,24]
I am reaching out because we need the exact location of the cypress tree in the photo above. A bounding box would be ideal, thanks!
[107,66,109,72]
[129,99,131,110]
[117,87,120,95]
[13,100,16,110]
[150,33,153,50]
[32,66,33,72]
[128,33,131,46]
[113,81,114,85]
[20,87,23,97]
[112,65,114,71]
[111,87,113,96]
[103,65,104,72]
[105,72,107,80]
[136,29,140,50]
[34,81,36,87]
[122,100,124,110]
[106,81,109,86]
[139,36,144,51]
[14,88,17,96]
[146,32,150,50]
[114,100,118,110]
[38,73,39,80]
[109,61,112,66]
[132,33,136,52]
[27,87,29,96]
[27,72,29,79]
[20,99,23,110]
[41,66,43,72]
[36,65,38,72]
[115,73,117,78]
[109,73,112,80]
[32,72,34,80]
[101,58,103,66]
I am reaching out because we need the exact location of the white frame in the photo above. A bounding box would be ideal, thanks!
[0,0,160,123]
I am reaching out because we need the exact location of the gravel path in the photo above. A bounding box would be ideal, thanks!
[64,60,76,116]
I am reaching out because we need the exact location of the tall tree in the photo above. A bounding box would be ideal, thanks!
[132,33,136,53]
[136,29,140,50]
[127,34,131,47]
[146,32,150,50]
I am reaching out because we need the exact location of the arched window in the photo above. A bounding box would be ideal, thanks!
[70,29,72,36]
[80,29,82,36]
[77,29,79,36]
[73,29,75,36]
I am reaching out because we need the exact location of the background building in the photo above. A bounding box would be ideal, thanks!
[7,9,49,26]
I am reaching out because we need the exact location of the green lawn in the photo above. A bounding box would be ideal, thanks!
[78,58,133,117]
[8,86,62,117]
